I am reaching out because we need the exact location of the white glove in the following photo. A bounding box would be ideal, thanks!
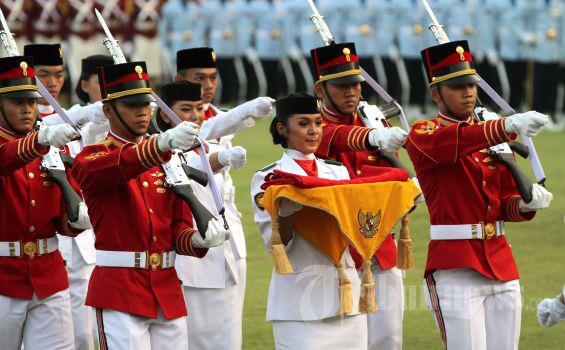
[288,46,302,61]
[388,46,400,60]
[38,124,79,147]
[411,177,425,203]
[157,121,199,152]
[368,127,408,154]
[278,198,303,218]
[518,184,553,212]
[68,202,92,230]
[504,111,549,137]
[486,49,499,66]
[233,97,275,121]
[521,33,537,45]
[217,146,247,169]
[191,218,230,248]
[537,293,565,327]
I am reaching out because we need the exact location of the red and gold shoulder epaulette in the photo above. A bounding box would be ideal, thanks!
[80,142,112,161]
[410,119,439,134]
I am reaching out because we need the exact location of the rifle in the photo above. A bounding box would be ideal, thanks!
[307,0,410,132]
[422,0,546,186]
[0,9,83,222]
[422,0,538,202]
[306,1,415,179]
[94,9,225,236]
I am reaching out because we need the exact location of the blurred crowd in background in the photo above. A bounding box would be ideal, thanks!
[2,0,564,127]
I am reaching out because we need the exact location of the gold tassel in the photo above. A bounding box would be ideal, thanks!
[397,216,414,270]
[335,262,353,316]
[359,259,377,313]
[270,217,293,274]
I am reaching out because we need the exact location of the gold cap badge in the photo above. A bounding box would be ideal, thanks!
[20,61,28,76]
[59,47,63,58]
[456,46,465,61]
[343,47,351,62]
[135,65,143,79]
[211,51,217,62]
[316,99,322,112]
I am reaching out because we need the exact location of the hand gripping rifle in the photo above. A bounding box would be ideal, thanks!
[307,0,415,178]
[94,9,225,236]
[0,9,84,221]
[422,0,541,202]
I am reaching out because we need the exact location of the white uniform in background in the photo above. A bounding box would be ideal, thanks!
[175,138,247,350]
[39,102,107,350]
[251,150,368,349]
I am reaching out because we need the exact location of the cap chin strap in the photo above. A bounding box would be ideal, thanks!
[0,103,26,136]
[437,84,474,121]
[110,101,145,137]
[322,82,354,118]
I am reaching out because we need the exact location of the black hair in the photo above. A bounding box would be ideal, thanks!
[270,117,288,148]
[156,106,175,132]
[74,75,91,104]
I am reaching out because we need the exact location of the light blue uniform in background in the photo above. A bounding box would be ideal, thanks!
[159,0,208,65]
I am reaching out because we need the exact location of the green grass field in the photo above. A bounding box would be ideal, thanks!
[229,119,565,349]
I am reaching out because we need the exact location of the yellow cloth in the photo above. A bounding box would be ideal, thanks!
[263,180,420,264]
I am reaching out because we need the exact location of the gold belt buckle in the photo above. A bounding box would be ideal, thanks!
[149,253,162,271]
[23,241,37,259]
[483,223,496,239]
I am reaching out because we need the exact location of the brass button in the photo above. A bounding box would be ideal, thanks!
[484,223,496,239]
[28,225,35,233]
[149,253,161,271]
[30,200,36,207]
[28,172,35,179]
[474,157,479,162]
[149,208,154,214]
[487,205,491,211]
[356,170,361,175]
[143,181,149,188]
[482,181,486,187]
[153,235,157,242]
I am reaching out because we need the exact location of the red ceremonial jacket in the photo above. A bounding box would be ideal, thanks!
[315,105,398,270]
[405,114,535,281]
[72,132,207,319]
[0,127,79,300]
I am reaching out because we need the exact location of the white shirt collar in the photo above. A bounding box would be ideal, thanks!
[109,130,143,144]
[285,149,315,160]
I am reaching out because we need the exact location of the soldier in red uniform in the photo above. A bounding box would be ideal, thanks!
[72,61,229,349]
[310,42,409,350]
[406,40,553,350]
[0,55,91,350]
[23,43,107,129]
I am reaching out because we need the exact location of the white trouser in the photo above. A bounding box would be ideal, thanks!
[423,267,521,350]
[66,239,95,350]
[184,258,246,350]
[366,265,404,350]
[273,314,368,350]
[0,289,74,350]
[94,308,188,350]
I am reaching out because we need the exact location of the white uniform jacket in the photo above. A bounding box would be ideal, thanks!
[175,139,246,288]
[199,104,255,141]
[251,150,362,321]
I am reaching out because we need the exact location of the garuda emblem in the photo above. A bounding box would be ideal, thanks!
[358,209,381,238]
